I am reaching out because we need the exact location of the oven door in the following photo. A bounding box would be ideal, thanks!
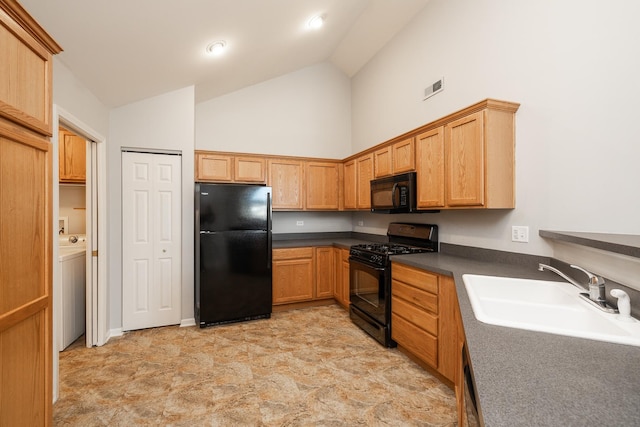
[349,257,387,325]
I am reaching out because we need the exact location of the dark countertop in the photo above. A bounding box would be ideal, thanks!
[273,237,366,250]
[272,234,640,426]
[393,252,640,427]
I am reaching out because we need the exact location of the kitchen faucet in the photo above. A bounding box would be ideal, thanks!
[538,263,618,313]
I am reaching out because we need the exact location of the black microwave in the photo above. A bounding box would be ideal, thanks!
[370,172,417,213]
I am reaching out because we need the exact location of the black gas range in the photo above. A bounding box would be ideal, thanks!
[349,223,439,347]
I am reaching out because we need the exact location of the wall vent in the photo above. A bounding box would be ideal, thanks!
[423,77,444,101]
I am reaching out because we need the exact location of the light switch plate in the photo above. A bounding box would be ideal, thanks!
[511,226,529,242]
[296,221,304,226]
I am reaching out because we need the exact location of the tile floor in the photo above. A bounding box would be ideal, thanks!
[54,305,457,426]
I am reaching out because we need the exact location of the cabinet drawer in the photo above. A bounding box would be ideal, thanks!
[392,313,438,368]
[392,280,438,314]
[392,263,438,294]
[273,247,313,260]
[392,295,437,336]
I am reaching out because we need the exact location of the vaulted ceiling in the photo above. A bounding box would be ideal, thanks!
[19,0,429,107]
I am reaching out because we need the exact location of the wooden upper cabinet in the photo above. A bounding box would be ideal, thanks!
[197,153,233,181]
[445,112,484,207]
[374,138,415,178]
[196,152,266,183]
[416,127,445,208]
[415,100,518,210]
[0,4,60,137]
[374,146,393,178]
[268,158,304,210]
[59,128,86,183]
[234,155,266,183]
[343,159,356,209]
[305,161,340,210]
[356,153,374,209]
[392,137,415,173]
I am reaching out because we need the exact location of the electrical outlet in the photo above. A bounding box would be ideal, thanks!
[296,221,304,226]
[511,226,529,243]
[358,221,364,226]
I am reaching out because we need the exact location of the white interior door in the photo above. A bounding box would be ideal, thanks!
[86,139,97,347]
[122,151,182,331]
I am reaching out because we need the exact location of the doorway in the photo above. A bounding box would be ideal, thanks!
[52,105,107,401]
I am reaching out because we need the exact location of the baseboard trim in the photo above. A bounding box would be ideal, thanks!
[180,318,196,327]
[106,328,123,342]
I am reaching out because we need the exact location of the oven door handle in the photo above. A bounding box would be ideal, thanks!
[349,257,386,272]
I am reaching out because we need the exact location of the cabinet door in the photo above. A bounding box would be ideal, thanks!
[197,153,233,182]
[59,129,86,182]
[234,156,266,183]
[341,249,350,306]
[438,276,460,383]
[343,160,356,209]
[272,248,314,304]
[392,137,415,173]
[1,5,60,425]
[445,112,484,207]
[315,247,334,299]
[416,127,445,208]
[356,154,373,209]
[374,146,392,178]
[268,159,304,210]
[306,162,339,210]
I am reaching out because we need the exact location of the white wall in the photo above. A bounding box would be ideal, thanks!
[272,212,353,234]
[53,59,110,137]
[108,86,195,329]
[196,62,352,159]
[350,0,640,257]
[59,185,86,234]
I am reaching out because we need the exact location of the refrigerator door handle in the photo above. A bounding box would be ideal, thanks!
[267,191,272,269]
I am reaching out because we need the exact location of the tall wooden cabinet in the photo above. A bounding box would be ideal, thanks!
[0,1,62,425]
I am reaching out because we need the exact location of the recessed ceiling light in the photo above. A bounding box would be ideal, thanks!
[206,41,226,56]
[307,14,325,30]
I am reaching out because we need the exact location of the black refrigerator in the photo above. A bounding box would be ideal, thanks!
[195,183,272,327]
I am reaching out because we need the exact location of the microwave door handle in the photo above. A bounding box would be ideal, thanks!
[391,183,399,208]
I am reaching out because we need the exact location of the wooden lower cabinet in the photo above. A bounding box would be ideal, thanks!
[315,247,334,299]
[272,246,337,306]
[391,262,460,384]
[333,248,350,308]
[272,248,314,304]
